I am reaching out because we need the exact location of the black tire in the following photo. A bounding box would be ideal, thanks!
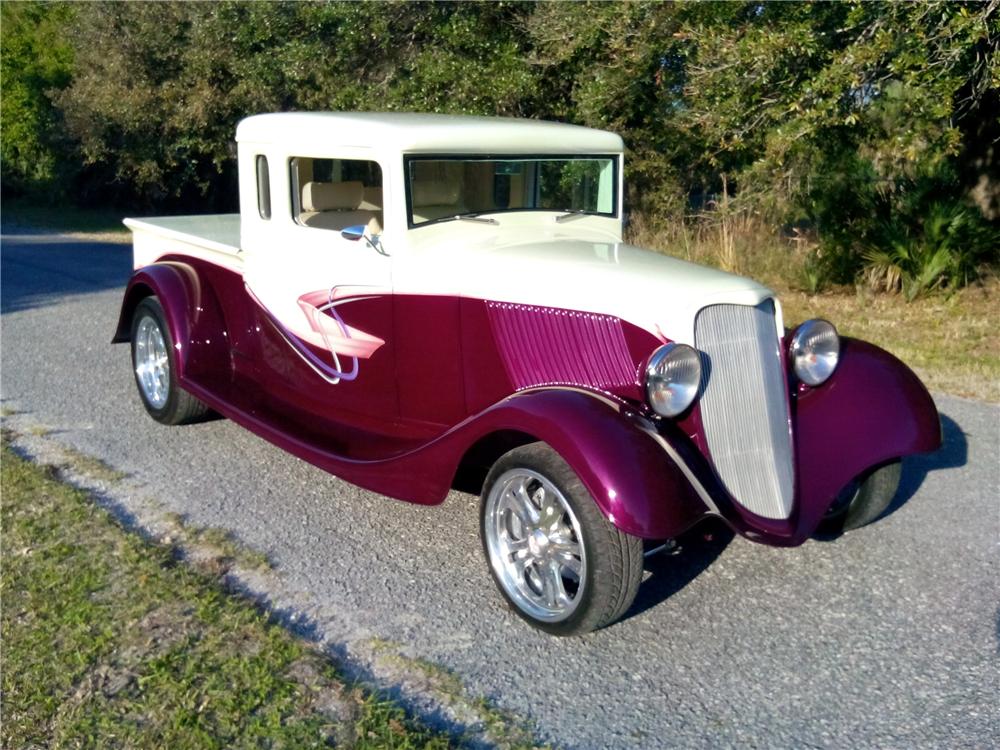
[130,296,209,425]
[821,459,903,533]
[480,443,643,636]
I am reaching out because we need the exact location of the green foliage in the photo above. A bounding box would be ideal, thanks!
[863,201,1000,300]
[0,2,75,199]
[525,2,693,220]
[51,1,538,209]
[674,1,998,289]
[678,2,991,190]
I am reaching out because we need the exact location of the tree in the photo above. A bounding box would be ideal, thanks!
[54,1,538,209]
[0,2,75,199]
[673,0,999,289]
[6,0,996,292]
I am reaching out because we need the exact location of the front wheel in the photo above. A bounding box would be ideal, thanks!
[130,296,209,425]
[821,459,903,533]
[480,444,643,636]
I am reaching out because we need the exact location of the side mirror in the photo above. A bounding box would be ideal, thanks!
[341,225,366,242]
[341,224,389,257]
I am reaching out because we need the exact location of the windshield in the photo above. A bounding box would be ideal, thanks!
[405,155,617,227]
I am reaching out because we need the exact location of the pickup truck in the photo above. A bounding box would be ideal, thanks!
[115,112,941,635]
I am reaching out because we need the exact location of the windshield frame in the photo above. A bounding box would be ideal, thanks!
[403,153,620,229]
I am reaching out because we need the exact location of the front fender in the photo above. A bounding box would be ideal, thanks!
[444,390,708,539]
[794,337,942,535]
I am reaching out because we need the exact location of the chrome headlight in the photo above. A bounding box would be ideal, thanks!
[790,319,840,386]
[645,343,702,417]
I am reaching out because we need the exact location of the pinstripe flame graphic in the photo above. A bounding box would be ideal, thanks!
[247,284,386,385]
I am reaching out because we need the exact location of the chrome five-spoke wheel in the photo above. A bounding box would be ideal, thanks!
[484,468,587,623]
[480,443,643,636]
[134,314,170,409]
[129,296,208,425]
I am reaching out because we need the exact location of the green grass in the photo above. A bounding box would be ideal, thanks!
[2,197,129,237]
[1,442,454,749]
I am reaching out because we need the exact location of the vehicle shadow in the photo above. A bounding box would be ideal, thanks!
[812,411,967,543]
[0,234,132,314]
[625,411,967,619]
[624,519,734,620]
[995,603,1000,654]
[884,412,967,520]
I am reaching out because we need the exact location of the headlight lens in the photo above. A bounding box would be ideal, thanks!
[645,343,702,417]
[790,319,840,386]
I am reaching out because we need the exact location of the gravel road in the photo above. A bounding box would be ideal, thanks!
[2,232,997,749]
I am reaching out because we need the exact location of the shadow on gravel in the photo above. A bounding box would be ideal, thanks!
[811,412,965,544]
[1,235,132,314]
[994,603,1000,653]
[884,412,967,521]
[626,412,967,620]
[626,519,734,620]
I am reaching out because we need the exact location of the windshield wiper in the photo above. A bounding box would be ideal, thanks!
[445,212,499,226]
[554,209,595,223]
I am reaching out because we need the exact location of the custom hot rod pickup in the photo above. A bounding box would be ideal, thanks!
[115,112,941,635]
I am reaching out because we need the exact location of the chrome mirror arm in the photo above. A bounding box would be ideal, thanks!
[341,225,390,257]
[367,234,389,257]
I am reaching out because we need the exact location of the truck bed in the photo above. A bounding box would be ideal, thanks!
[124,214,242,271]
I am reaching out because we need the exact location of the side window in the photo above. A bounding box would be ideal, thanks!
[256,155,271,220]
[288,157,383,232]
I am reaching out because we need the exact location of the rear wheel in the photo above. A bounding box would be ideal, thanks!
[822,459,902,533]
[130,296,208,425]
[480,443,643,636]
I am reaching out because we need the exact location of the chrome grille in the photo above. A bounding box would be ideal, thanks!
[694,300,794,519]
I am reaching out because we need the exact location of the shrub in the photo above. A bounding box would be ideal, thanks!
[864,201,1000,300]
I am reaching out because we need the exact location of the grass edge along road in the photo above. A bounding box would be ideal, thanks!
[0,436,470,750]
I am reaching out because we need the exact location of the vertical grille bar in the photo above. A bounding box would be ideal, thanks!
[694,301,794,519]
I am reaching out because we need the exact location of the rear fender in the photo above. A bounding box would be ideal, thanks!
[794,337,942,534]
[111,263,229,383]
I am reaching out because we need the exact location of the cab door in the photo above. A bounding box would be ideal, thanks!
[243,153,398,438]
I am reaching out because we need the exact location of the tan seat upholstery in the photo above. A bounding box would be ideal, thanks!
[299,180,382,231]
[411,180,465,223]
[359,186,383,211]
[303,181,363,212]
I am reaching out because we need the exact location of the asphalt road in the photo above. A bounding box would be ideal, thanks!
[2,232,998,749]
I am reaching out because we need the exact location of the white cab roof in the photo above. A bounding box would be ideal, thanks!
[236,112,623,154]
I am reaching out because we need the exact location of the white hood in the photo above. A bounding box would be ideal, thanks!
[400,235,779,345]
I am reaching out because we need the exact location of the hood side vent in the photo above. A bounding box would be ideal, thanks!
[487,301,635,391]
